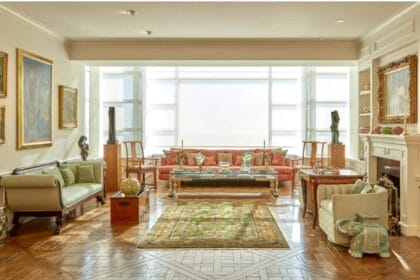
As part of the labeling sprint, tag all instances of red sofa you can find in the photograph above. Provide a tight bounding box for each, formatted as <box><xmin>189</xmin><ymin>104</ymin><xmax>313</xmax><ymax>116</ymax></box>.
<box><xmin>159</xmin><ymin>148</ymin><xmax>293</xmax><ymax>183</ymax></box>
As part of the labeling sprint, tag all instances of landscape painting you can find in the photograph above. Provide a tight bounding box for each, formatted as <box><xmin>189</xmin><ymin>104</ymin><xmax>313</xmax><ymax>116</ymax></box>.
<box><xmin>17</xmin><ymin>49</ymin><xmax>53</xmax><ymax>150</ymax></box>
<box><xmin>0</xmin><ymin>106</ymin><xmax>4</xmax><ymax>144</ymax></box>
<box><xmin>59</xmin><ymin>85</ymin><xmax>78</xmax><ymax>128</ymax></box>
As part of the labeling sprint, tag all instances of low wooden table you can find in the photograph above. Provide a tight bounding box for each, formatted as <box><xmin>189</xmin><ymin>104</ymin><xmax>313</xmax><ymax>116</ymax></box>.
<box><xmin>299</xmin><ymin>168</ymin><xmax>364</xmax><ymax>229</ymax></box>
<box><xmin>110</xmin><ymin>190</ymin><xmax>149</xmax><ymax>224</ymax></box>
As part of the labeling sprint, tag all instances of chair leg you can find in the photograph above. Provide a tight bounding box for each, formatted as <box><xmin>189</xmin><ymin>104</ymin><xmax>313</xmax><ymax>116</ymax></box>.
<box><xmin>54</xmin><ymin>212</ymin><xmax>64</xmax><ymax>235</ymax></box>
<box><xmin>153</xmin><ymin>169</ymin><xmax>157</xmax><ymax>189</ymax></box>
<box><xmin>10</xmin><ymin>213</ymin><xmax>22</xmax><ymax>236</ymax></box>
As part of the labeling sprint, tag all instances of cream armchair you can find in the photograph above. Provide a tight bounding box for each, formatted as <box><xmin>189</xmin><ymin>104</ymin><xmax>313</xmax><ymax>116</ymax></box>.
<box><xmin>317</xmin><ymin>184</ymin><xmax>388</xmax><ymax>245</ymax></box>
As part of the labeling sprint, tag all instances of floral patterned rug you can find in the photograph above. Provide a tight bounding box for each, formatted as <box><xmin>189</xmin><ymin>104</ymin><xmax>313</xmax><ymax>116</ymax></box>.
<box><xmin>138</xmin><ymin>201</ymin><xmax>288</xmax><ymax>249</ymax></box>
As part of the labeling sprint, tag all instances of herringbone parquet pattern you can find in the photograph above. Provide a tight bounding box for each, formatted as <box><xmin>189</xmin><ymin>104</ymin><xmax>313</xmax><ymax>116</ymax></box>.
<box><xmin>0</xmin><ymin>182</ymin><xmax>419</xmax><ymax>280</ymax></box>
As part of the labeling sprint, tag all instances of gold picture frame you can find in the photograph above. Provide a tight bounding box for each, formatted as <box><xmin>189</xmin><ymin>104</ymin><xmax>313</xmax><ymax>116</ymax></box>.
<box><xmin>58</xmin><ymin>85</ymin><xmax>78</xmax><ymax>129</ymax></box>
<box><xmin>17</xmin><ymin>49</ymin><xmax>53</xmax><ymax>150</ymax></box>
<box><xmin>0</xmin><ymin>51</ymin><xmax>7</xmax><ymax>97</ymax></box>
<box><xmin>378</xmin><ymin>55</ymin><xmax>417</xmax><ymax>124</ymax></box>
<box><xmin>0</xmin><ymin>106</ymin><xmax>5</xmax><ymax>144</ymax></box>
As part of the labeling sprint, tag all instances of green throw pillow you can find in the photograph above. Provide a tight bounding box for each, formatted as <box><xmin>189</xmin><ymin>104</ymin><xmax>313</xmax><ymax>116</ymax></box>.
<box><xmin>351</xmin><ymin>179</ymin><xmax>367</xmax><ymax>194</ymax></box>
<box><xmin>59</xmin><ymin>167</ymin><xmax>76</xmax><ymax>186</ymax></box>
<box><xmin>76</xmin><ymin>165</ymin><xmax>96</xmax><ymax>183</ymax></box>
<box><xmin>42</xmin><ymin>167</ymin><xmax>65</xmax><ymax>187</ymax></box>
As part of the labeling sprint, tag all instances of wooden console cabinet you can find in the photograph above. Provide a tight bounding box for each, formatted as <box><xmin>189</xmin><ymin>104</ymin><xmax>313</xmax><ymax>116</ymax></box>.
<box><xmin>104</xmin><ymin>144</ymin><xmax>121</xmax><ymax>193</ymax></box>
<box><xmin>110</xmin><ymin>190</ymin><xmax>149</xmax><ymax>224</ymax></box>
<box><xmin>328</xmin><ymin>144</ymin><xmax>345</xmax><ymax>168</ymax></box>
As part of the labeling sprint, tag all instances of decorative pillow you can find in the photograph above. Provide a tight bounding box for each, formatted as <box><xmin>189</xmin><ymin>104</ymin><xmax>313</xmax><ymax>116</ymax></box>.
<box><xmin>351</xmin><ymin>179</ymin><xmax>368</xmax><ymax>194</ymax></box>
<box><xmin>165</xmin><ymin>150</ymin><xmax>180</xmax><ymax>165</ymax></box>
<box><xmin>252</xmin><ymin>153</ymin><xmax>264</xmax><ymax>166</ymax></box>
<box><xmin>218</xmin><ymin>153</ymin><xmax>233</xmax><ymax>165</ymax></box>
<box><xmin>204</xmin><ymin>156</ymin><xmax>217</xmax><ymax>166</ymax></box>
<box><xmin>186</xmin><ymin>153</ymin><xmax>198</xmax><ymax>166</ymax></box>
<box><xmin>42</xmin><ymin>167</ymin><xmax>65</xmax><ymax>187</ymax></box>
<box><xmin>361</xmin><ymin>183</ymin><xmax>373</xmax><ymax>194</ymax></box>
<box><xmin>59</xmin><ymin>167</ymin><xmax>76</xmax><ymax>186</ymax></box>
<box><xmin>271</xmin><ymin>149</ymin><xmax>286</xmax><ymax>165</ymax></box>
<box><xmin>234</xmin><ymin>155</ymin><xmax>243</xmax><ymax>166</ymax></box>
<box><xmin>76</xmin><ymin>165</ymin><xmax>96</xmax><ymax>183</ymax></box>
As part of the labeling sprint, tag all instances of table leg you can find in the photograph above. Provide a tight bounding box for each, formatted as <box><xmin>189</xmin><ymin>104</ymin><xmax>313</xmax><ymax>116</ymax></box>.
<box><xmin>173</xmin><ymin>181</ymin><xmax>178</xmax><ymax>198</ymax></box>
<box><xmin>168</xmin><ymin>180</ymin><xmax>174</xmax><ymax>198</ymax></box>
<box><xmin>271</xmin><ymin>179</ymin><xmax>279</xmax><ymax>197</ymax></box>
<box><xmin>301</xmin><ymin>177</ymin><xmax>307</xmax><ymax>218</ymax></box>
<box><xmin>311</xmin><ymin>182</ymin><xmax>318</xmax><ymax>229</ymax></box>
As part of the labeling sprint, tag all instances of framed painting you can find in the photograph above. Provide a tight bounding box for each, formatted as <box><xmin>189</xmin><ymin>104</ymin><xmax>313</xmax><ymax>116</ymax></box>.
<box><xmin>17</xmin><ymin>49</ymin><xmax>53</xmax><ymax>150</ymax></box>
<box><xmin>0</xmin><ymin>51</ymin><xmax>7</xmax><ymax>97</ymax></box>
<box><xmin>0</xmin><ymin>106</ymin><xmax>4</xmax><ymax>144</ymax></box>
<box><xmin>378</xmin><ymin>55</ymin><xmax>417</xmax><ymax>124</ymax></box>
<box><xmin>58</xmin><ymin>85</ymin><xmax>78</xmax><ymax>128</ymax></box>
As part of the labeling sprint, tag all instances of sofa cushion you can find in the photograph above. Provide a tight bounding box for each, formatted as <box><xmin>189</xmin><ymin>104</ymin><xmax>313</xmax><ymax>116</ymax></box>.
<box><xmin>218</xmin><ymin>153</ymin><xmax>233</xmax><ymax>165</ymax></box>
<box><xmin>271</xmin><ymin>149</ymin><xmax>286</xmax><ymax>165</ymax></box>
<box><xmin>351</xmin><ymin>179</ymin><xmax>368</xmax><ymax>194</ymax></box>
<box><xmin>164</xmin><ymin>150</ymin><xmax>181</xmax><ymax>165</ymax></box>
<box><xmin>186</xmin><ymin>153</ymin><xmax>198</xmax><ymax>166</ymax></box>
<box><xmin>42</xmin><ymin>167</ymin><xmax>65</xmax><ymax>187</ymax></box>
<box><xmin>271</xmin><ymin>166</ymin><xmax>293</xmax><ymax>175</ymax></box>
<box><xmin>361</xmin><ymin>183</ymin><xmax>373</xmax><ymax>194</ymax></box>
<box><xmin>204</xmin><ymin>156</ymin><xmax>217</xmax><ymax>166</ymax></box>
<box><xmin>252</xmin><ymin>153</ymin><xmax>264</xmax><ymax>166</ymax></box>
<box><xmin>320</xmin><ymin>199</ymin><xmax>332</xmax><ymax>213</ymax></box>
<box><xmin>233</xmin><ymin>155</ymin><xmax>243</xmax><ymax>166</ymax></box>
<box><xmin>76</xmin><ymin>183</ymin><xmax>103</xmax><ymax>195</ymax></box>
<box><xmin>76</xmin><ymin>165</ymin><xmax>96</xmax><ymax>183</ymax></box>
<box><xmin>61</xmin><ymin>185</ymin><xmax>91</xmax><ymax>208</ymax></box>
<box><xmin>59</xmin><ymin>167</ymin><xmax>76</xmax><ymax>186</ymax></box>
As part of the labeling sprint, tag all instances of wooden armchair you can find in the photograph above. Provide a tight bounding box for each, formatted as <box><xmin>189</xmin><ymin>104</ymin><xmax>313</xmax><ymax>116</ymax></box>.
<box><xmin>122</xmin><ymin>141</ymin><xmax>158</xmax><ymax>189</ymax></box>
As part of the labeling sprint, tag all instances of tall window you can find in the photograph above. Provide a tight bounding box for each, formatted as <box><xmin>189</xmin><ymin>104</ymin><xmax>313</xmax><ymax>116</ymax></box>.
<box><xmin>99</xmin><ymin>66</ymin><xmax>351</xmax><ymax>156</ymax></box>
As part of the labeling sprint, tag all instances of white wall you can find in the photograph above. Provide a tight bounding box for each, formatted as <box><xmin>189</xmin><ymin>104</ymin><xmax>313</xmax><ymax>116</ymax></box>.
<box><xmin>0</xmin><ymin>7</ymin><xmax>86</xmax><ymax>174</ymax></box>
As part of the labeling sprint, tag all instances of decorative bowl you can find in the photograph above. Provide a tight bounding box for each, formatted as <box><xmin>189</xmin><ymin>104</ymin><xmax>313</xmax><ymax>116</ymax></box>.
<box><xmin>381</xmin><ymin>127</ymin><xmax>393</xmax><ymax>135</ymax></box>
<box><xmin>120</xmin><ymin>177</ymin><xmax>141</xmax><ymax>196</ymax></box>
<box><xmin>392</xmin><ymin>126</ymin><xmax>404</xmax><ymax>135</ymax></box>
<box><xmin>373</xmin><ymin>126</ymin><xmax>382</xmax><ymax>134</ymax></box>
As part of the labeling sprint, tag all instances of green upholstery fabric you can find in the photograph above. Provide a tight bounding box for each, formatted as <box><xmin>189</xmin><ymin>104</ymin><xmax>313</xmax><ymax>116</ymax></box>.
<box><xmin>59</xmin><ymin>167</ymin><xmax>76</xmax><ymax>186</ymax></box>
<box><xmin>351</xmin><ymin>179</ymin><xmax>368</xmax><ymax>194</ymax></box>
<box><xmin>80</xmin><ymin>160</ymin><xmax>104</xmax><ymax>184</ymax></box>
<box><xmin>76</xmin><ymin>165</ymin><xmax>96</xmax><ymax>183</ymax></box>
<box><xmin>76</xmin><ymin>183</ymin><xmax>103</xmax><ymax>194</ymax></box>
<box><xmin>61</xmin><ymin>185</ymin><xmax>91</xmax><ymax>207</ymax></box>
<box><xmin>42</xmin><ymin>167</ymin><xmax>65</xmax><ymax>187</ymax></box>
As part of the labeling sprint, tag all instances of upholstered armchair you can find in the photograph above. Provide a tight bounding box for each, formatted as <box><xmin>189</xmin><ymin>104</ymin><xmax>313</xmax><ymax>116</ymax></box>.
<box><xmin>317</xmin><ymin>183</ymin><xmax>388</xmax><ymax>245</ymax></box>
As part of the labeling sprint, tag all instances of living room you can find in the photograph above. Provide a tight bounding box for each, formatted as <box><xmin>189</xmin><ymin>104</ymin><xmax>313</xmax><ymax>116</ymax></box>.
<box><xmin>0</xmin><ymin>1</ymin><xmax>420</xmax><ymax>279</ymax></box>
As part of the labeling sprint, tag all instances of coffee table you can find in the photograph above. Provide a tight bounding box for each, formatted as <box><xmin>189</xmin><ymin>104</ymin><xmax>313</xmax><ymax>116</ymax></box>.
<box><xmin>168</xmin><ymin>170</ymin><xmax>279</xmax><ymax>198</ymax></box>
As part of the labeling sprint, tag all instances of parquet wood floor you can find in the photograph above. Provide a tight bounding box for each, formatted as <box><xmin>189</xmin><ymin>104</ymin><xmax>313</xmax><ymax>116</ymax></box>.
<box><xmin>0</xmin><ymin>182</ymin><xmax>419</xmax><ymax>280</ymax></box>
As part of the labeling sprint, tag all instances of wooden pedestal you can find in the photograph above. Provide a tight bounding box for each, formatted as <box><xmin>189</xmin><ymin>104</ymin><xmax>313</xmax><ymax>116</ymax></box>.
<box><xmin>328</xmin><ymin>144</ymin><xmax>345</xmax><ymax>168</ymax></box>
<box><xmin>104</xmin><ymin>144</ymin><xmax>121</xmax><ymax>193</ymax></box>
<box><xmin>110</xmin><ymin>190</ymin><xmax>149</xmax><ymax>224</ymax></box>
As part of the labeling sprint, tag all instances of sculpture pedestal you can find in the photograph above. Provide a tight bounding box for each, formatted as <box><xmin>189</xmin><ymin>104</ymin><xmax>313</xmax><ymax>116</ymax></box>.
<box><xmin>104</xmin><ymin>144</ymin><xmax>121</xmax><ymax>193</ymax></box>
<box><xmin>328</xmin><ymin>144</ymin><xmax>345</xmax><ymax>168</ymax></box>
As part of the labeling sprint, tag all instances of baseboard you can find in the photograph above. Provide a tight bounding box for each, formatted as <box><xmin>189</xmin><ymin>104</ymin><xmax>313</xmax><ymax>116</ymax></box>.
<box><xmin>399</xmin><ymin>221</ymin><xmax>419</xmax><ymax>237</ymax></box>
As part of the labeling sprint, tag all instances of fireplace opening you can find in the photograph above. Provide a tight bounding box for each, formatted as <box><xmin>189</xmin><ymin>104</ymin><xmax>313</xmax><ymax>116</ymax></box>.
<box><xmin>376</xmin><ymin>157</ymin><xmax>400</xmax><ymax>235</ymax></box>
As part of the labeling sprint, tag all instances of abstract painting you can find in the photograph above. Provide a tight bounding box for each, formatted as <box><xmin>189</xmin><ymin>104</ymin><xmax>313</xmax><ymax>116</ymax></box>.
<box><xmin>0</xmin><ymin>51</ymin><xmax>7</xmax><ymax>97</ymax></box>
<box><xmin>59</xmin><ymin>85</ymin><xmax>78</xmax><ymax>128</ymax></box>
<box><xmin>17</xmin><ymin>49</ymin><xmax>53</xmax><ymax>150</ymax></box>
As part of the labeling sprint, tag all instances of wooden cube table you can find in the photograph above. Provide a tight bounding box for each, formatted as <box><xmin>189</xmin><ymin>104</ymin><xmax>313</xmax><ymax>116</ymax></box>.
<box><xmin>110</xmin><ymin>190</ymin><xmax>149</xmax><ymax>224</ymax></box>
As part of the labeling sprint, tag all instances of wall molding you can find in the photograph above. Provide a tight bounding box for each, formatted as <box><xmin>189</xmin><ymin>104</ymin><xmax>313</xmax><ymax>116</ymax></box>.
<box><xmin>0</xmin><ymin>3</ymin><xmax>65</xmax><ymax>42</ymax></box>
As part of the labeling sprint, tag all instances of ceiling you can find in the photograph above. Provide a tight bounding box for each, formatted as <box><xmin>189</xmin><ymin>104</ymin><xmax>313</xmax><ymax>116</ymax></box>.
<box><xmin>4</xmin><ymin>1</ymin><xmax>414</xmax><ymax>41</ymax></box>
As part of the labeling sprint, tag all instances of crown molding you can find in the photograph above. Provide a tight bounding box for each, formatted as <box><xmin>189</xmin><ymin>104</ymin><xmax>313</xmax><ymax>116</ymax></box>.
<box><xmin>0</xmin><ymin>3</ymin><xmax>65</xmax><ymax>42</ymax></box>
<box><xmin>361</xmin><ymin>2</ymin><xmax>420</xmax><ymax>42</ymax></box>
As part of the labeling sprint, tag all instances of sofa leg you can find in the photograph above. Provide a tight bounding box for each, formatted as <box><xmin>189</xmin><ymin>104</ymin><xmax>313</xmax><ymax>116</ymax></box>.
<box><xmin>54</xmin><ymin>213</ymin><xmax>64</xmax><ymax>235</ymax></box>
<box><xmin>96</xmin><ymin>194</ymin><xmax>106</xmax><ymax>205</ymax></box>
<box><xmin>10</xmin><ymin>213</ymin><xmax>22</xmax><ymax>236</ymax></box>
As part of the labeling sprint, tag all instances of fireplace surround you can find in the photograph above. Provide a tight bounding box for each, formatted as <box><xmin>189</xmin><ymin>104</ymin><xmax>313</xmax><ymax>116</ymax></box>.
<box><xmin>361</xmin><ymin>134</ymin><xmax>420</xmax><ymax>237</ymax></box>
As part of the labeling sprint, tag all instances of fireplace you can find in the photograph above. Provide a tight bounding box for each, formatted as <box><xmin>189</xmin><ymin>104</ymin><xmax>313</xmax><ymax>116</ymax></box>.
<box><xmin>361</xmin><ymin>134</ymin><xmax>420</xmax><ymax>237</ymax></box>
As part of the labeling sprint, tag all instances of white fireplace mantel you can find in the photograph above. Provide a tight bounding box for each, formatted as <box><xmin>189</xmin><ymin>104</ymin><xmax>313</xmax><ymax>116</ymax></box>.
<box><xmin>361</xmin><ymin>133</ymin><xmax>420</xmax><ymax>237</ymax></box>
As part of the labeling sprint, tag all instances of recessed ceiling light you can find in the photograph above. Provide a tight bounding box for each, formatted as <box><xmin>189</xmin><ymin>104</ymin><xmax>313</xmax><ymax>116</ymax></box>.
<box><xmin>336</xmin><ymin>18</ymin><xmax>345</xmax><ymax>23</ymax></box>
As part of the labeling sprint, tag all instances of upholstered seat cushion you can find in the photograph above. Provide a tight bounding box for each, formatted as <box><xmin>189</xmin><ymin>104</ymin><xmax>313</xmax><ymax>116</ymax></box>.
<box><xmin>320</xmin><ymin>199</ymin><xmax>332</xmax><ymax>213</ymax></box>
<box><xmin>61</xmin><ymin>185</ymin><xmax>91</xmax><ymax>208</ymax></box>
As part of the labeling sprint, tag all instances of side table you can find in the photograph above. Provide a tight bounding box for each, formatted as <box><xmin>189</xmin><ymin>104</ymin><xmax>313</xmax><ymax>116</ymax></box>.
<box><xmin>110</xmin><ymin>190</ymin><xmax>149</xmax><ymax>224</ymax></box>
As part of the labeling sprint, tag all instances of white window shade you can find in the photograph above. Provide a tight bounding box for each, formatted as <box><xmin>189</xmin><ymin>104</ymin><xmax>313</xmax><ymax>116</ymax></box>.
<box><xmin>178</xmin><ymin>80</ymin><xmax>269</xmax><ymax>147</ymax></box>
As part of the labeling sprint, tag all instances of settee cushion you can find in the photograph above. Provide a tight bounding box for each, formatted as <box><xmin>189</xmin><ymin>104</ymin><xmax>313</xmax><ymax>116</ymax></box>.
<box><xmin>76</xmin><ymin>165</ymin><xmax>95</xmax><ymax>183</ymax></box>
<box><xmin>252</xmin><ymin>153</ymin><xmax>264</xmax><ymax>166</ymax></box>
<box><xmin>271</xmin><ymin>149</ymin><xmax>286</xmax><ymax>165</ymax></box>
<box><xmin>204</xmin><ymin>156</ymin><xmax>217</xmax><ymax>166</ymax></box>
<box><xmin>186</xmin><ymin>153</ymin><xmax>198</xmax><ymax>165</ymax></box>
<box><xmin>351</xmin><ymin>179</ymin><xmax>368</xmax><ymax>194</ymax></box>
<box><xmin>320</xmin><ymin>199</ymin><xmax>332</xmax><ymax>213</ymax></box>
<box><xmin>59</xmin><ymin>167</ymin><xmax>75</xmax><ymax>186</ymax></box>
<box><xmin>61</xmin><ymin>185</ymin><xmax>91</xmax><ymax>208</ymax></box>
<box><xmin>218</xmin><ymin>153</ymin><xmax>233</xmax><ymax>165</ymax></box>
<box><xmin>42</xmin><ymin>167</ymin><xmax>65</xmax><ymax>187</ymax></box>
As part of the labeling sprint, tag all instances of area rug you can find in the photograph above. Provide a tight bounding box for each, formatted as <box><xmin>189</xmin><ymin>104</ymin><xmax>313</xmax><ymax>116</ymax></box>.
<box><xmin>138</xmin><ymin>201</ymin><xmax>288</xmax><ymax>249</ymax></box>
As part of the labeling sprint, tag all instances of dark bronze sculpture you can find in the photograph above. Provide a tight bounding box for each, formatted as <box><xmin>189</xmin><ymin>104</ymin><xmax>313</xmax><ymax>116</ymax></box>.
<box><xmin>78</xmin><ymin>136</ymin><xmax>89</xmax><ymax>161</ymax></box>
<box><xmin>107</xmin><ymin>107</ymin><xmax>118</xmax><ymax>144</ymax></box>
<box><xmin>331</xmin><ymin>110</ymin><xmax>341</xmax><ymax>144</ymax></box>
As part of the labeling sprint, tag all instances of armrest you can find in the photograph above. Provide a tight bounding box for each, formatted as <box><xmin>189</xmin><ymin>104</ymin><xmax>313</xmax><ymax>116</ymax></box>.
<box><xmin>160</xmin><ymin>157</ymin><xmax>167</xmax><ymax>166</ymax></box>
<box><xmin>1</xmin><ymin>175</ymin><xmax>58</xmax><ymax>188</ymax></box>
<box><xmin>317</xmin><ymin>184</ymin><xmax>353</xmax><ymax>205</ymax></box>
<box><xmin>331</xmin><ymin>192</ymin><xmax>388</xmax><ymax>229</ymax></box>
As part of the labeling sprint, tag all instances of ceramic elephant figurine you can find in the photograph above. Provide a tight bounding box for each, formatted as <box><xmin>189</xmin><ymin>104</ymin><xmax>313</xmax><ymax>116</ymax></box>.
<box><xmin>337</xmin><ymin>216</ymin><xmax>391</xmax><ymax>258</ymax></box>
